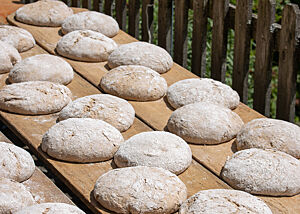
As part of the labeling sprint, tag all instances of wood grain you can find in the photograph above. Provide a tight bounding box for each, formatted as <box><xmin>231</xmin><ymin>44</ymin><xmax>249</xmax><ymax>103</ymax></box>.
<box><xmin>115</xmin><ymin>0</ymin><xmax>126</xmax><ymax>31</ymax></box>
<box><xmin>128</xmin><ymin>0</ymin><xmax>140</xmax><ymax>38</ymax></box>
<box><xmin>104</xmin><ymin>0</ymin><xmax>113</xmax><ymax>16</ymax></box>
<box><xmin>253</xmin><ymin>0</ymin><xmax>275</xmax><ymax>117</ymax></box>
<box><xmin>6</xmin><ymin>9</ymin><xmax>300</xmax><ymax>213</ymax></box>
<box><xmin>158</xmin><ymin>0</ymin><xmax>172</xmax><ymax>53</ymax></box>
<box><xmin>141</xmin><ymin>0</ymin><xmax>154</xmax><ymax>43</ymax></box>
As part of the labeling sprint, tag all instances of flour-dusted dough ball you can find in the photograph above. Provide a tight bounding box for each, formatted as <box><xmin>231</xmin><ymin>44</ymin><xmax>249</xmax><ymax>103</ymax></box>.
<box><xmin>108</xmin><ymin>42</ymin><xmax>173</xmax><ymax>74</ymax></box>
<box><xmin>15</xmin><ymin>203</ymin><xmax>85</xmax><ymax>214</ymax></box>
<box><xmin>0</xmin><ymin>142</ymin><xmax>35</xmax><ymax>182</ymax></box>
<box><xmin>15</xmin><ymin>1</ymin><xmax>73</xmax><ymax>27</ymax></box>
<box><xmin>0</xmin><ymin>41</ymin><xmax>21</xmax><ymax>74</ymax></box>
<box><xmin>114</xmin><ymin>131</ymin><xmax>192</xmax><ymax>175</ymax></box>
<box><xmin>167</xmin><ymin>102</ymin><xmax>244</xmax><ymax>144</ymax></box>
<box><xmin>42</xmin><ymin>118</ymin><xmax>124</xmax><ymax>163</ymax></box>
<box><xmin>56</xmin><ymin>30</ymin><xmax>117</xmax><ymax>62</ymax></box>
<box><xmin>61</xmin><ymin>11</ymin><xmax>119</xmax><ymax>37</ymax></box>
<box><xmin>0</xmin><ymin>178</ymin><xmax>35</xmax><ymax>214</ymax></box>
<box><xmin>167</xmin><ymin>78</ymin><xmax>240</xmax><ymax>110</ymax></box>
<box><xmin>236</xmin><ymin>118</ymin><xmax>300</xmax><ymax>158</ymax></box>
<box><xmin>94</xmin><ymin>166</ymin><xmax>187</xmax><ymax>214</ymax></box>
<box><xmin>0</xmin><ymin>81</ymin><xmax>72</xmax><ymax>115</ymax></box>
<box><xmin>0</xmin><ymin>25</ymin><xmax>35</xmax><ymax>52</ymax></box>
<box><xmin>59</xmin><ymin>94</ymin><xmax>135</xmax><ymax>132</ymax></box>
<box><xmin>100</xmin><ymin>65</ymin><xmax>168</xmax><ymax>101</ymax></box>
<box><xmin>221</xmin><ymin>148</ymin><xmax>300</xmax><ymax>196</ymax></box>
<box><xmin>9</xmin><ymin>54</ymin><xmax>74</xmax><ymax>85</ymax></box>
<box><xmin>179</xmin><ymin>189</ymin><xmax>272</xmax><ymax>214</ymax></box>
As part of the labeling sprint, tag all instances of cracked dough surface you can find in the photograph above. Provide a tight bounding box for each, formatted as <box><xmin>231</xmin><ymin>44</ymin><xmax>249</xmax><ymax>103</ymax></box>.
<box><xmin>14</xmin><ymin>203</ymin><xmax>85</xmax><ymax>214</ymax></box>
<box><xmin>0</xmin><ymin>41</ymin><xmax>21</xmax><ymax>74</ymax></box>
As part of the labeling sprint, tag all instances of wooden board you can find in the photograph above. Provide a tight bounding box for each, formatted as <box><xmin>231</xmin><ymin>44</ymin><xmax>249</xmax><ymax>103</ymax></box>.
<box><xmin>0</xmin><ymin>40</ymin><xmax>232</xmax><ymax>213</ymax></box>
<box><xmin>6</xmin><ymin>10</ymin><xmax>300</xmax><ymax>213</ymax></box>
<box><xmin>0</xmin><ymin>132</ymin><xmax>73</xmax><ymax>205</ymax></box>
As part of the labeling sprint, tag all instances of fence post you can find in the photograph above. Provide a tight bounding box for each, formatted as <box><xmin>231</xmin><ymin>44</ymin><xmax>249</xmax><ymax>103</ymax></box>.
<box><xmin>211</xmin><ymin>0</ymin><xmax>230</xmax><ymax>83</ymax></box>
<box><xmin>158</xmin><ymin>0</ymin><xmax>173</xmax><ymax>53</ymax></box>
<box><xmin>253</xmin><ymin>0</ymin><xmax>276</xmax><ymax>117</ymax></box>
<box><xmin>128</xmin><ymin>0</ymin><xmax>140</xmax><ymax>39</ymax></box>
<box><xmin>191</xmin><ymin>0</ymin><xmax>209</xmax><ymax>77</ymax></box>
<box><xmin>116</xmin><ymin>0</ymin><xmax>126</xmax><ymax>31</ymax></box>
<box><xmin>174</xmin><ymin>0</ymin><xmax>189</xmax><ymax>68</ymax></box>
<box><xmin>82</xmin><ymin>0</ymin><xmax>88</xmax><ymax>9</ymax></box>
<box><xmin>142</xmin><ymin>0</ymin><xmax>154</xmax><ymax>43</ymax></box>
<box><xmin>93</xmin><ymin>0</ymin><xmax>100</xmax><ymax>11</ymax></box>
<box><xmin>232</xmin><ymin>0</ymin><xmax>253</xmax><ymax>103</ymax></box>
<box><xmin>104</xmin><ymin>0</ymin><xmax>113</xmax><ymax>15</ymax></box>
<box><xmin>276</xmin><ymin>4</ymin><xmax>300</xmax><ymax>122</ymax></box>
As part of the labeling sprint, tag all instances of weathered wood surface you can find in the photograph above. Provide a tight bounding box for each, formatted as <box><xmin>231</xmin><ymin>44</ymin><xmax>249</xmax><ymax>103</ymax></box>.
<box><xmin>115</xmin><ymin>0</ymin><xmax>126</xmax><ymax>31</ymax></box>
<box><xmin>128</xmin><ymin>0</ymin><xmax>140</xmax><ymax>38</ymax></box>
<box><xmin>0</xmin><ymin>132</ymin><xmax>73</xmax><ymax>206</ymax></box>
<box><xmin>141</xmin><ymin>0</ymin><xmax>154</xmax><ymax>43</ymax></box>
<box><xmin>1</xmin><ymin>23</ymin><xmax>234</xmax><ymax>214</ymax></box>
<box><xmin>6</xmin><ymin>9</ymin><xmax>300</xmax><ymax>213</ymax></box>
<box><xmin>157</xmin><ymin>0</ymin><xmax>172</xmax><ymax>53</ymax></box>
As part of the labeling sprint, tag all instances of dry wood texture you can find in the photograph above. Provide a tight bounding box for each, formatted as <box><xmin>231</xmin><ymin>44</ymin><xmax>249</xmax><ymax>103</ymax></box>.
<box><xmin>0</xmin><ymin>132</ymin><xmax>74</xmax><ymax>206</ymax></box>
<box><xmin>128</xmin><ymin>0</ymin><xmax>140</xmax><ymax>38</ymax></box>
<box><xmin>6</xmin><ymin>8</ymin><xmax>300</xmax><ymax>213</ymax></box>
<box><xmin>104</xmin><ymin>0</ymin><xmax>113</xmax><ymax>15</ymax></box>
<box><xmin>157</xmin><ymin>0</ymin><xmax>172</xmax><ymax>53</ymax></box>
<box><xmin>115</xmin><ymin>0</ymin><xmax>126</xmax><ymax>30</ymax></box>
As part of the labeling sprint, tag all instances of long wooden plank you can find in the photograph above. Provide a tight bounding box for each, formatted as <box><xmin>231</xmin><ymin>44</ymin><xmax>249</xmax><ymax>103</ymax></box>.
<box><xmin>7</xmin><ymin>11</ymin><xmax>300</xmax><ymax>213</ymax></box>
<box><xmin>128</xmin><ymin>0</ymin><xmax>140</xmax><ymax>38</ymax></box>
<box><xmin>115</xmin><ymin>0</ymin><xmax>126</xmax><ymax>31</ymax></box>
<box><xmin>157</xmin><ymin>0</ymin><xmax>172</xmax><ymax>53</ymax></box>
<box><xmin>2</xmin><ymin>26</ymin><xmax>233</xmax><ymax>214</ymax></box>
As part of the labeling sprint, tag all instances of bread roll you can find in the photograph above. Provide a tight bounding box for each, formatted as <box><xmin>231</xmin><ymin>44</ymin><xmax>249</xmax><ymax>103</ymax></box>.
<box><xmin>221</xmin><ymin>148</ymin><xmax>300</xmax><ymax>196</ymax></box>
<box><xmin>167</xmin><ymin>102</ymin><xmax>244</xmax><ymax>144</ymax></box>
<box><xmin>15</xmin><ymin>1</ymin><xmax>73</xmax><ymax>27</ymax></box>
<box><xmin>0</xmin><ymin>142</ymin><xmax>35</xmax><ymax>182</ymax></box>
<box><xmin>15</xmin><ymin>203</ymin><xmax>85</xmax><ymax>214</ymax></box>
<box><xmin>56</xmin><ymin>30</ymin><xmax>117</xmax><ymax>62</ymax></box>
<box><xmin>9</xmin><ymin>54</ymin><xmax>74</xmax><ymax>85</ymax></box>
<box><xmin>61</xmin><ymin>11</ymin><xmax>119</xmax><ymax>37</ymax></box>
<box><xmin>0</xmin><ymin>41</ymin><xmax>21</xmax><ymax>74</ymax></box>
<box><xmin>114</xmin><ymin>131</ymin><xmax>192</xmax><ymax>174</ymax></box>
<box><xmin>108</xmin><ymin>42</ymin><xmax>173</xmax><ymax>74</ymax></box>
<box><xmin>0</xmin><ymin>25</ymin><xmax>35</xmax><ymax>52</ymax></box>
<box><xmin>179</xmin><ymin>189</ymin><xmax>272</xmax><ymax>214</ymax></box>
<box><xmin>236</xmin><ymin>118</ymin><xmax>300</xmax><ymax>158</ymax></box>
<box><xmin>167</xmin><ymin>78</ymin><xmax>240</xmax><ymax>109</ymax></box>
<box><xmin>0</xmin><ymin>178</ymin><xmax>35</xmax><ymax>214</ymax></box>
<box><xmin>94</xmin><ymin>166</ymin><xmax>187</xmax><ymax>214</ymax></box>
<box><xmin>100</xmin><ymin>65</ymin><xmax>168</xmax><ymax>101</ymax></box>
<box><xmin>58</xmin><ymin>94</ymin><xmax>135</xmax><ymax>132</ymax></box>
<box><xmin>0</xmin><ymin>81</ymin><xmax>72</xmax><ymax>115</ymax></box>
<box><xmin>42</xmin><ymin>118</ymin><xmax>124</xmax><ymax>163</ymax></box>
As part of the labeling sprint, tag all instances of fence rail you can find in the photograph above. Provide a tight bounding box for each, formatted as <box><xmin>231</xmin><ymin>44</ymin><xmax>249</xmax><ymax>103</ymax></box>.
<box><xmin>22</xmin><ymin>0</ymin><xmax>300</xmax><ymax>123</ymax></box>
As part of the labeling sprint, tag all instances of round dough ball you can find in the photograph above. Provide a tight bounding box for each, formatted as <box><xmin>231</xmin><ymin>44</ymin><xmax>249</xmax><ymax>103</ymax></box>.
<box><xmin>221</xmin><ymin>148</ymin><xmax>300</xmax><ymax>196</ymax></box>
<box><xmin>179</xmin><ymin>189</ymin><xmax>272</xmax><ymax>214</ymax></box>
<box><xmin>0</xmin><ymin>25</ymin><xmax>35</xmax><ymax>52</ymax></box>
<box><xmin>56</xmin><ymin>30</ymin><xmax>117</xmax><ymax>62</ymax></box>
<box><xmin>0</xmin><ymin>178</ymin><xmax>35</xmax><ymax>214</ymax></box>
<box><xmin>9</xmin><ymin>54</ymin><xmax>74</xmax><ymax>85</ymax></box>
<box><xmin>236</xmin><ymin>118</ymin><xmax>300</xmax><ymax>158</ymax></box>
<box><xmin>0</xmin><ymin>142</ymin><xmax>35</xmax><ymax>182</ymax></box>
<box><xmin>0</xmin><ymin>81</ymin><xmax>72</xmax><ymax>115</ymax></box>
<box><xmin>42</xmin><ymin>118</ymin><xmax>124</xmax><ymax>163</ymax></box>
<box><xmin>100</xmin><ymin>65</ymin><xmax>168</xmax><ymax>101</ymax></box>
<box><xmin>58</xmin><ymin>94</ymin><xmax>135</xmax><ymax>132</ymax></box>
<box><xmin>15</xmin><ymin>1</ymin><xmax>73</xmax><ymax>27</ymax></box>
<box><xmin>167</xmin><ymin>102</ymin><xmax>244</xmax><ymax>144</ymax></box>
<box><xmin>114</xmin><ymin>131</ymin><xmax>192</xmax><ymax>175</ymax></box>
<box><xmin>108</xmin><ymin>42</ymin><xmax>173</xmax><ymax>74</ymax></box>
<box><xmin>94</xmin><ymin>166</ymin><xmax>187</xmax><ymax>214</ymax></box>
<box><xmin>167</xmin><ymin>78</ymin><xmax>240</xmax><ymax>110</ymax></box>
<box><xmin>0</xmin><ymin>41</ymin><xmax>21</xmax><ymax>74</ymax></box>
<box><xmin>61</xmin><ymin>11</ymin><xmax>119</xmax><ymax>37</ymax></box>
<box><xmin>14</xmin><ymin>203</ymin><xmax>85</xmax><ymax>214</ymax></box>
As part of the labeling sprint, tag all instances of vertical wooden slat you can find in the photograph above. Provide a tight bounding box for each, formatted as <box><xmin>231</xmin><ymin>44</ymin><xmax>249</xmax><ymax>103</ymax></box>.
<box><xmin>128</xmin><ymin>0</ymin><xmax>140</xmax><ymax>38</ymax></box>
<box><xmin>142</xmin><ymin>0</ymin><xmax>154</xmax><ymax>43</ymax></box>
<box><xmin>174</xmin><ymin>0</ymin><xmax>189</xmax><ymax>68</ymax></box>
<box><xmin>104</xmin><ymin>0</ymin><xmax>113</xmax><ymax>15</ymax></box>
<box><xmin>82</xmin><ymin>0</ymin><xmax>88</xmax><ymax>9</ymax></box>
<box><xmin>276</xmin><ymin>4</ymin><xmax>300</xmax><ymax>122</ymax></box>
<box><xmin>253</xmin><ymin>0</ymin><xmax>276</xmax><ymax>117</ymax></box>
<box><xmin>93</xmin><ymin>0</ymin><xmax>100</xmax><ymax>11</ymax></box>
<box><xmin>158</xmin><ymin>0</ymin><xmax>173</xmax><ymax>53</ymax></box>
<box><xmin>191</xmin><ymin>0</ymin><xmax>209</xmax><ymax>77</ymax></box>
<box><xmin>211</xmin><ymin>0</ymin><xmax>229</xmax><ymax>82</ymax></box>
<box><xmin>71</xmin><ymin>0</ymin><xmax>78</xmax><ymax>7</ymax></box>
<box><xmin>116</xmin><ymin>0</ymin><xmax>127</xmax><ymax>31</ymax></box>
<box><xmin>232</xmin><ymin>0</ymin><xmax>253</xmax><ymax>103</ymax></box>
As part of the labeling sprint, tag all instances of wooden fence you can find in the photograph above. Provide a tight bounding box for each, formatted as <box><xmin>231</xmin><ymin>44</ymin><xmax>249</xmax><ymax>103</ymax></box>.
<box><xmin>23</xmin><ymin>0</ymin><xmax>300</xmax><ymax>122</ymax></box>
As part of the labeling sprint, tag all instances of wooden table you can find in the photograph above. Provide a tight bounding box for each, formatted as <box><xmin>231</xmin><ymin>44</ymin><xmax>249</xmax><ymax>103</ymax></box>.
<box><xmin>5</xmin><ymin>8</ymin><xmax>300</xmax><ymax>214</ymax></box>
